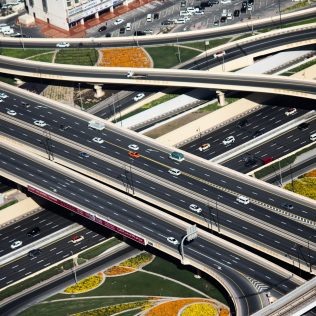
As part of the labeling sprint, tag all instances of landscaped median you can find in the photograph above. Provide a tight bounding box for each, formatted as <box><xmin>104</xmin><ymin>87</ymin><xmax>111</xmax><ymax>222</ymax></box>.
<box><xmin>64</xmin><ymin>273</ymin><xmax>104</xmax><ymax>294</ymax></box>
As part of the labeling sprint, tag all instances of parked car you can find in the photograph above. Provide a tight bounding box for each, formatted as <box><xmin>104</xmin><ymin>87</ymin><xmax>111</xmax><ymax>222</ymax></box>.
<box><xmin>181</xmin><ymin>0</ymin><xmax>186</xmax><ymax>7</ymax></box>
<box><xmin>198</xmin><ymin>143</ymin><xmax>210</xmax><ymax>152</ymax></box>
<box><xmin>227</xmin><ymin>12</ymin><xmax>233</xmax><ymax>19</ymax></box>
<box><xmin>234</xmin><ymin>9</ymin><xmax>240</xmax><ymax>17</ymax></box>
<box><xmin>92</xmin><ymin>137</ymin><xmax>104</xmax><ymax>144</ymax></box>
<box><xmin>154</xmin><ymin>13</ymin><xmax>159</xmax><ymax>19</ymax></box>
<box><xmin>27</xmin><ymin>226</ymin><xmax>40</xmax><ymax>237</ymax></box>
<box><xmin>128</xmin><ymin>151</ymin><xmax>141</xmax><ymax>158</ymax></box>
<box><xmin>105</xmin><ymin>33</ymin><xmax>112</xmax><ymax>37</ymax></box>
<box><xmin>285</xmin><ymin>108</ymin><xmax>297</xmax><ymax>116</ymax></box>
<box><xmin>98</xmin><ymin>25</ymin><xmax>107</xmax><ymax>32</ymax></box>
<box><xmin>11</xmin><ymin>240</ymin><xmax>22</xmax><ymax>249</ymax></box>
<box><xmin>119</xmin><ymin>27</ymin><xmax>125</xmax><ymax>34</ymax></box>
<box><xmin>7</xmin><ymin>109</ymin><xmax>17</xmax><ymax>116</ymax></box>
<box><xmin>247</xmin><ymin>3</ymin><xmax>253</xmax><ymax>10</ymax></box>
<box><xmin>220</xmin><ymin>16</ymin><xmax>227</xmax><ymax>23</ymax></box>
<box><xmin>213</xmin><ymin>20</ymin><xmax>220</xmax><ymax>26</ymax></box>
<box><xmin>128</xmin><ymin>144</ymin><xmax>139</xmax><ymax>151</ymax></box>
<box><xmin>167</xmin><ymin>237</ymin><xmax>179</xmax><ymax>245</ymax></box>
<box><xmin>56</xmin><ymin>42</ymin><xmax>70</xmax><ymax>48</ymax></box>
<box><xmin>34</xmin><ymin>120</ymin><xmax>47</xmax><ymax>127</ymax></box>
<box><xmin>161</xmin><ymin>20</ymin><xmax>173</xmax><ymax>25</ymax></box>
<box><xmin>241</xmin><ymin>6</ymin><xmax>247</xmax><ymax>13</ymax></box>
<box><xmin>71</xmin><ymin>235</ymin><xmax>84</xmax><ymax>243</ymax></box>
<box><xmin>134</xmin><ymin>30</ymin><xmax>146</xmax><ymax>36</ymax></box>
<box><xmin>28</xmin><ymin>249</ymin><xmax>42</xmax><ymax>258</ymax></box>
<box><xmin>168</xmin><ymin>168</ymin><xmax>181</xmax><ymax>176</ymax></box>
<box><xmin>143</xmin><ymin>29</ymin><xmax>153</xmax><ymax>34</ymax></box>
<box><xmin>189</xmin><ymin>204</ymin><xmax>202</xmax><ymax>213</ymax></box>
<box><xmin>222</xmin><ymin>135</ymin><xmax>235</xmax><ymax>145</ymax></box>
<box><xmin>114</xmin><ymin>18</ymin><xmax>125</xmax><ymax>25</ymax></box>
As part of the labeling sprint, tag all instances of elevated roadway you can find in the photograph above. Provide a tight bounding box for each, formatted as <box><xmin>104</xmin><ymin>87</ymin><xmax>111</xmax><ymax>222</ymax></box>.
<box><xmin>0</xmin><ymin>140</ymin><xmax>306</xmax><ymax>315</ymax></box>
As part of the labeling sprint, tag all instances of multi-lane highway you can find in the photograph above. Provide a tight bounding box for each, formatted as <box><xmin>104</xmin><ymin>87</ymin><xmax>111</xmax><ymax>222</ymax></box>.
<box><xmin>1</xmin><ymin>90</ymin><xmax>315</xmax><ymax>272</ymax></box>
<box><xmin>0</xmin><ymin>144</ymin><xmax>305</xmax><ymax>315</ymax></box>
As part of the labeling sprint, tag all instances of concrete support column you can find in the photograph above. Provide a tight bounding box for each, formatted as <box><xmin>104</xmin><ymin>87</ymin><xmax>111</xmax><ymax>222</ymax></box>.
<box><xmin>216</xmin><ymin>90</ymin><xmax>226</xmax><ymax>106</ymax></box>
<box><xmin>14</xmin><ymin>78</ymin><xmax>24</xmax><ymax>86</ymax></box>
<box><xmin>110</xmin><ymin>6</ymin><xmax>114</xmax><ymax>12</ymax></box>
<box><xmin>95</xmin><ymin>12</ymin><xmax>99</xmax><ymax>19</ymax></box>
<box><xmin>80</xmin><ymin>18</ymin><xmax>84</xmax><ymax>25</ymax></box>
<box><xmin>94</xmin><ymin>84</ymin><xmax>105</xmax><ymax>98</ymax></box>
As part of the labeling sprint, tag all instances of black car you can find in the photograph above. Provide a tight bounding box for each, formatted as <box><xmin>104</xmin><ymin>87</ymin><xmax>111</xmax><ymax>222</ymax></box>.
<box><xmin>282</xmin><ymin>203</ymin><xmax>294</xmax><ymax>210</ymax></box>
<box><xmin>161</xmin><ymin>20</ymin><xmax>172</xmax><ymax>25</ymax></box>
<box><xmin>248</xmin><ymin>0</ymin><xmax>254</xmax><ymax>4</ymax></box>
<box><xmin>27</xmin><ymin>227</ymin><xmax>40</xmax><ymax>237</ymax></box>
<box><xmin>297</xmin><ymin>122</ymin><xmax>309</xmax><ymax>130</ymax></box>
<box><xmin>200</xmin><ymin>1</ymin><xmax>211</xmax><ymax>7</ymax></box>
<box><xmin>98</xmin><ymin>25</ymin><xmax>107</xmax><ymax>32</ymax></box>
<box><xmin>153</xmin><ymin>13</ymin><xmax>159</xmax><ymax>19</ymax></box>
<box><xmin>237</xmin><ymin>119</ymin><xmax>249</xmax><ymax>128</ymax></box>
<box><xmin>220</xmin><ymin>16</ymin><xmax>227</xmax><ymax>23</ymax></box>
<box><xmin>119</xmin><ymin>27</ymin><xmax>125</xmax><ymax>34</ymax></box>
<box><xmin>105</xmin><ymin>33</ymin><xmax>111</xmax><ymax>37</ymax></box>
<box><xmin>213</xmin><ymin>20</ymin><xmax>219</xmax><ymax>26</ymax></box>
<box><xmin>79</xmin><ymin>152</ymin><xmax>90</xmax><ymax>158</ymax></box>
<box><xmin>242</xmin><ymin>1</ymin><xmax>248</xmax><ymax>7</ymax></box>
<box><xmin>253</xmin><ymin>130</ymin><xmax>264</xmax><ymax>138</ymax></box>
<box><xmin>241</xmin><ymin>6</ymin><xmax>247</xmax><ymax>13</ymax></box>
<box><xmin>134</xmin><ymin>30</ymin><xmax>146</xmax><ymax>36</ymax></box>
<box><xmin>181</xmin><ymin>1</ymin><xmax>186</xmax><ymax>7</ymax></box>
<box><xmin>208</xmin><ymin>0</ymin><xmax>219</xmax><ymax>4</ymax></box>
<box><xmin>244</xmin><ymin>158</ymin><xmax>257</xmax><ymax>167</ymax></box>
<box><xmin>234</xmin><ymin>9</ymin><xmax>240</xmax><ymax>17</ymax></box>
<box><xmin>28</xmin><ymin>249</ymin><xmax>42</xmax><ymax>258</ymax></box>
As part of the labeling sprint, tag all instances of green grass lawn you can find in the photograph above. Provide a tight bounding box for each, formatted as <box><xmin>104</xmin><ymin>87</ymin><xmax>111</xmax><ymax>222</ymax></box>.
<box><xmin>143</xmin><ymin>257</ymin><xmax>227</xmax><ymax>304</ymax></box>
<box><xmin>0</xmin><ymin>48</ymin><xmax>53</xmax><ymax>59</ymax></box>
<box><xmin>52</xmin><ymin>270</ymin><xmax>203</xmax><ymax>299</ymax></box>
<box><xmin>28</xmin><ymin>53</ymin><xmax>55</xmax><ymax>63</ymax></box>
<box><xmin>55</xmin><ymin>48</ymin><xmax>98</xmax><ymax>66</ymax></box>
<box><xmin>281</xmin><ymin>58</ymin><xmax>316</xmax><ymax>76</ymax></box>
<box><xmin>0</xmin><ymin>200</ymin><xmax>18</xmax><ymax>210</ymax></box>
<box><xmin>18</xmin><ymin>297</ymin><xmax>146</xmax><ymax>316</ymax></box>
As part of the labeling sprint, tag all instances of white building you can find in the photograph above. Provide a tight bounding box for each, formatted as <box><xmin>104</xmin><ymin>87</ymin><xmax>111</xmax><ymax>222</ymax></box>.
<box><xmin>24</xmin><ymin>0</ymin><xmax>133</xmax><ymax>31</ymax></box>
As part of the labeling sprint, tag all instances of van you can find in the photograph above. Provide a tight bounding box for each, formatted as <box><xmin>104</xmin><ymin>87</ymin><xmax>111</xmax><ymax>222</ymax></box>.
<box><xmin>169</xmin><ymin>151</ymin><xmax>184</xmax><ymax>162</ymax></box>
<box><xmin>147</xmin><ymin>14</ymin><xmax>152</xmax><ymax>22</ymax></box>
<box><xmin>236</xmin><ymin>195</ymin><xmax>250</xmax><ymax>205</ymax></box>
<box><xmin>126</xmin><ymin>23</ymin><xmax>131</xmax><ymax>31</ymax></box>
<box><xmin>310</xmin><ymin>132</ymin><xmax>316</xmax><ymax>141</ymax></box>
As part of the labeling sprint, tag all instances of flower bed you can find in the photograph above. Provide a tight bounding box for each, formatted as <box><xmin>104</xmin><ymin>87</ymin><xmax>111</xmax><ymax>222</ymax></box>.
<box><xmin>181</xmin><ymin>303</ymin><xmax>218</xmax><ymax>316</ymax></box>
<box><xmin>73</xmin><ymin>300</ymin><xmax>151</xmax><ymax>316</ymax></box>
<box><xmin>105</xmin><ymin>266</ymin><xmax>135</xmax><ymax>276</ymax></box>
<box><xmin>119</xmin><ymin>252</ymin><xmax>153</xmax><ymax>269</ymax></box>
<box><xmin>219</xmin><ymin>307</ymin><xmax>230</xmax><ymax>316</ymax></box>
<box><xmin>284</xmin><ymin>177</ymin><xmax>316</xmax><ymax>200</ymax></box>
<box><xmin>304</xmin><ymin>169</ymin><xmax>316</xmax><ymax>177</ymax></box>
<box><xmin>98</xmin><ymin>48</ymin><xmax>151</xmax><ymax>68</ymax></box>
<box><xmin>64</xmin><ymin>273</ymin><xmax>103</xmax><ymax>294</ymax></box>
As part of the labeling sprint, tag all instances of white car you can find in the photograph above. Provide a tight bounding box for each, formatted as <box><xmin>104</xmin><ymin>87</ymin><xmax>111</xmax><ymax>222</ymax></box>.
<box><xmin>128</xmin><ymin>144</ymin><xmax>139</xmax><ymax>151</ymax></box>
<box><xmin>221</xmin><ymin>0</ymin><xmax>232</xmax><ymax>3</ymax></box>
<box><xmin>247</xmin><ymin>3</ymin><xmax>253</xmax><ymax>10</ymax></box>
<box><xmin>168</xmin><ymin>168</ymin><xmax>181</xmax><ymax>176</ymax></box>
<box><xmin>114</xmin><ymin>18</ymin><xmax>125</xmax><ymax>25</ymax></box>
<box><xmin>7</xmin><ymin>109</ymin><xmax>17</xmax><ymax>116</ymax></box>
<box><xmin>227</xmin><ymin>12</ymin><xmax>233</xmax><ymax>20</ymax></box>
<box><xmin>0</xmin><ymin>99</ymin><xmax>3</xmax><ymax>103</ymax></box>
<box><xmin>11</xmin><ymin>240</ymin><xmax>22</xmax><ymax>249</ymax></box>
<box><xmin>194</xmin><ymin>11</ymin><xmax>204</xmax><ymax>15</ymax></box>
<box><xmin>143</xmin><ymin>29</ymin><xmax>153</xmax><ymax>34</ymax></box>
<box><xmin>167</xmin><ymin>237</ymin><xmax>179</xmax><ymax>245</ymax></box>
<box><xmin>214</xmin><ymin>51</ymin><xmax>226</xmax><ymax>58</ymax></box>
<box><xmin>133</xmin><ymin>93</ymin><xmax>145</xmax><ymax>102</ymax></box>
<box><xmin>285</xmin><ymin>108</ymin><xmax>297</xmax><ymax>116</ymax></box>
<box><xmin>93</xmin><ymin>137</ymin><xmax>104</xmax><ymax>144</ymax></box>
<box><xmin>175</xmin><ymin>18</ymin><xmax>186</xmax><ymax>24</ymax></box>
<box><xmin>198</xmin><ymin>143</ymin><xmax>210</xmax><ymax>152</ymax></box>
<box><xmin>0</xmin><ymin>92</ymin><xmax>8</xmax><ymax>98</ymax></box>
<box><xmin>34</xmin><ymin>120</ymin><xmax>47</xmax><ymax>127</ymax></box>
<box><xmin>222</xmin><ymin>135</ymin><xmax>235</xmax><ymax>145</ymax></box>
<box><xmin>56</xmin><ymin>42</ymin><xmax>70</xmax><ymax>48</ymax></box>
<box><xmin>189</xmin><ymin>204</ymin><xmax>202</xmax><ymax>213</ymax></box>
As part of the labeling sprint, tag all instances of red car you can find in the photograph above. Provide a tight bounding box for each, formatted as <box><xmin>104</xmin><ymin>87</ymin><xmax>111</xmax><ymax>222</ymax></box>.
<box><xmin>71</xmin><ymin>235</ymin><xmax>84</xmax><ymax>243</ymax></box>
<box><xmin>128</xmin><ymin>151</ymin><xmax>141</xmax><ymax>158</ymax></box>
<box><xmin>261</xmin><ymin>157</ymin><xmax>273</xmax><ymax>165</ymax></box>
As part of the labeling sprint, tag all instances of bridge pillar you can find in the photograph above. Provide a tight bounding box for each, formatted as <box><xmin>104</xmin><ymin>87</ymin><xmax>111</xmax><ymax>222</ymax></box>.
<box><xmin>216</xmin><ymin>90</ymin><xmax>227</xmax><ymax>106</ymax></box>
<box><xmin>95</xmin><ymin>12</ymin><xmax>99</xmax><ymax>19</ymax></box>
<box><xmin>80</xmin><ymin>18</ymin><xmax>84</xmax><ymax>25</ymax></box>
<box><xmin>110</xmin><ymin>6</ymin><xmax>114</xmax><ymax>12</ymax></box>
<box><xmin>94</xmin><ymin>84</ymin><xmax>105</xmax><ymax>98</ymax></box>
<box><xmin>14</xmin><ymin>78</ymin><xmax>24</xmax><ymax>86</ymax></box>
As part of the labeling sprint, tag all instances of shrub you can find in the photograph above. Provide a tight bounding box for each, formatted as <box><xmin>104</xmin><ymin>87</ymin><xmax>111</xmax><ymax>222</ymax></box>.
<box><xmin>304</xmin><ymin>169</ymin><xmax>316</xmax><ymax>178</ymax></box>
<box><xmin>220</xmin><ymin>308</ymin><xmax>230</xmax><ymax>316</ymax></box>
<box><xmin>64</xmin><ymin>273</ymin><xmax>103</xmax><ymax>294</ymax></box>
<box><xmin>119</xmin><ymin>252</ymin><xmax>153</xmax><ymax>269</ymax></box>
<box><xmin>105</xmin><ymin>266</ymin><xmax>135</xmax><ymax>276</ymax></box>
<box><xmin>182</xmin><ymin>303</ymin><xmax>218</xmax><ymax>316</ymax></box>
<box><xmin>284</xmin><ymin>177</ymin><xmax>316</xmax><ymax>200</ymax></box>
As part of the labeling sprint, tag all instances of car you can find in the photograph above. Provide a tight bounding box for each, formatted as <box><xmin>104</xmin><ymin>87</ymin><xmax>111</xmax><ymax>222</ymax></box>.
<box><xmin>7</xmin><ymin>109</ymin><xmax>17</xmax><ymax>116</ymax></box>
<box><xmin>227</xmin><ymin>12</ymin><xmax>233</xmax><ymax>19</ymax></box>
<box><xmin>11</xmin><ymin>240</ymin><xmax>22</xmax><ymax>249</ymax></box>
<box><xmin>241</xmin><ymin>6</ymin><xmax>247</xmax><ymax>13</ymax></box>
<box><xmin>34</xmin><ymin>120</ymin><xmax>47</xmax><ymax>127</ymax></box>
<box><xmin>28</xmin><ymin>248</ymin><xmax>42</xmax><ymax>258</ymax></box>
<box><xmin>128</xmin><ymin>151</ymin><xmax>141</xmax><ymax>158</ymax></box>
<box><xmin>242</xmin><ymin>1</ymin><xmax>248</xmax><ymax>7</ymax></box>
<box><xmin>310</xmin><ymin>132</ymin><xmax>316</xmax><ymax>141</ymax></box>
<box><xmin>194</xmin><ymin>11</ymin><xmax>205</xmax><ymax>15</ymax></box>
<box><xmin>71</xmin><ymin>235</ymin><xmax>84</xmax><ymax>243</ymax></box>
<box><xmin>189</xmin><ymin>204</ymin><xmax>202</xmax><ymax>213</ymax></box>
<box><xmin>237</xmin><ymin>119</ymin><xmax>249</xmax><ymax>128</ymax></box>
<box><xmin>167</xmin><ymin>237</ymin><xmax>179</xmax><ymax>245</ymax></box>
<box><xmin>128</xmin><ymin>144</ymin><xmax>139</xmax><ymax>151</ymax></box>
<box><xmin>79</xmin><ymin>152</ymin><xmax>90</xmax><ymax>158</ymax></box>
<box><xmin>27</xmin><ymin>226</ymin><xmax>40</xmax><ymax>237</ymax></box>
<box><xmin>214</xmin><ymin>51</ymin><xmax>226</xmax><ymax>58</ymax></box>
<box><xmin>134</xmin><ymin>93</ymin><xmax>145</xmax><ymax>101</ymax></box>
<box><xmin>175</xmin><ymin>18</ymin><xmax>186</xmax><ymax>24</ymax></box>
<box><xmin>183</xmin><ymin>16</ymin><xmax>191</xmax><ymax>22</ymax></box>
<box><xmin>236</xmin><ymin>195</ymin><xmax>250</xmax><ymax>205</ymax></box>
<box><xmin>105</xmin><ymin>33</ymin><xmax>112</xmax><ymax>37</ymax></box>
<box><xmin>114</xmin><ymin>18</ymin><xmax>125</xmax><ymax>25</ymax></box>
<box><xmin>220</xmin><ymin>16</ymin><xmax>227</xmax><ymax>23</ymax></box>
<box><xmin>261</xmin><ymin>157</ymin><xmax>273</xmax><ymax>165</ymax></box>
<box><xmin>297</xmin><ymin>122</ymin><xmax>309</xmax><ymax>130</ymax></box>
<box><xmin>222</xmin><ymin>135</ymin><xmax>235</xmax><ymax>145</ymax></box>
<box><xmin>0</xmin><ymin>98</ymin><xmax>3</xmax><ymax>103</ymax></box>
<box><xmin>168</xmin><ymin>168</ymin><xmax>181</xmax><ymax>176</ymax></box>
<box><xmin>234</xmin><ymin>9</ymin><xmax>240</xmax><ymax>17</ymax></box>
<box><xmin>119</xmin><ymin>27</ymin><xmax>126</xmax><ymax>34</ymax></box>
<box><xmin>143</xmin><ymin>29</ymin><xmax>153</xmax><ymax>34</ymax></box>
<box><xmin>209</xmin><ymin>0</ymin><xmax>219</xmax><ymax>4</ymax></box>
<box><xmin>253</xmin><ymin>130</ymin><xmax>264</xmax><ymax>138</ymax></box>
<box><xmin>200</xmin><ymin>1</ymin><xmax>211</xmax><ymax>7</ymax></box>
<box><xmin>213</xmin><ymin>20</ymin><xmax>219</xmax><ymax>26</ymax></box>
<box><xmin>98</xmin><ymin>25</ymin><xmax>107</xmax><ymax>32</ymax></box>
<box><xmin>161</xmin><ymin>20</ymin><xmax>173</xmax><ymax>25</ymax></box>
<box><xmin>92</xmin><ymin>137</ymin><xmax>104</xmax><ymax>144</ymax></box>
<box><xmin>181</xmin><ymin>0</ymin><xmax>186</xmax><ymax>7</ymax></box>
<box><xmin>154</xmin><ymin>13</ymin><xmax>159</xmax><ymax>19</ymax></box>
<box><xmin>285</xmin><ymin>108</ymin><xmax>297</xmax><ymax>116</ymax></box>
<box><xmin>282</xmin><ymin>203</ymin><xmax>294</xmax><ymax>210</ymax></box>
<box><xmin>221</xmin><ymin>0</ymin><xmax>232</xmax><ymax>3</ymax></box>
<box><xmin>134</xmin><ymin>30</ymin><xmax>146</xmax><ymax>36</ymax></box>
<box><xmin>244</xmin><ymin>158</ymin><xmax>257</xmax><ymax>167</ymax></box>
<box><xmin>198</xmin><ymin>143</ymin><xmax>210</xmax><ymax>152</ymax></box>
<box><xmin>248</xmin><ymin>0</ymin><xmax>254</xmax><ymax>4</ymax></box>
<box><xmin>186</xmin><ymin>7</ymin><xmax>197</xmax><ymax>13</ymax></box>
<box><xmin>56</xmin><ymin>42</ymin><xmax>70</xmax><ymax>48</ymax></box>
<box><xmin>247</xmin><ymin>3</ymin><xmax>253</xmax><ymax>10</ymax></box>
<box><xmin>0</xmin><ymin>92</ymin><xmax>8</xmax><ymax>98</ymax></box>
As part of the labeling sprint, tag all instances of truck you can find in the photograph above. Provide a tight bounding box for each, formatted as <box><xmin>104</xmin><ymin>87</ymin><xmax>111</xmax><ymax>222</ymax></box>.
<box><xmin>126</xmin><ymin>71</ymin><xmax>148</xmax><ymax>79</ymax></box>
